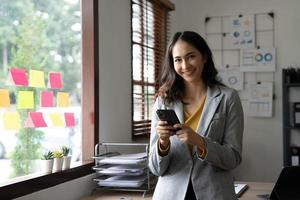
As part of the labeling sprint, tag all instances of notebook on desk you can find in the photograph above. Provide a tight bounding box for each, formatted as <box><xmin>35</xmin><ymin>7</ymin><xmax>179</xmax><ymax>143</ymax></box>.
<box><xmin>234</xmin><ymin>183</ymin><xmax>248</xmax><ymax>197</ymax></box>
<box><xmin>257</xmin><ymin>166</ymin><xmax>300</xmax><ymax>200</ymax></box>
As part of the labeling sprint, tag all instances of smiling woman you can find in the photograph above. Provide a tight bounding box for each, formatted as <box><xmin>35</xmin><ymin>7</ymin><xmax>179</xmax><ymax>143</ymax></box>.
<box><xmin>0</xmin><ymin>0</ymin><xmax>97</xmax><ymax>198</ymax></box>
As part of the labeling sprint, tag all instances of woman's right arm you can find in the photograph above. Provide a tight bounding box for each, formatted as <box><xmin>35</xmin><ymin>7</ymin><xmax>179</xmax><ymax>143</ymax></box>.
<box><xmin>148</xmin><ymin>98</ymin><xmax>172</xmax><ymax>176</ymax></box>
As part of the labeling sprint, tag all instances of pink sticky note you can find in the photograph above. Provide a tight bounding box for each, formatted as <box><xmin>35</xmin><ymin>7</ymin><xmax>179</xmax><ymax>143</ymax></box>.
<box><xmin>48</xmin><ymin>72</ymin><xmax>62</xmax><ymax>89</ymax></box>
<box><xmin>64</xmin><ymin>113</ymin><xmax>75</xmax><ymax>127</ymax></box>
<box><xmin>40</xmin><ymin>91</ymin><xmax>54</xmax><ymax>107</ymax></box>
<box><xmin>7</xmin><ymin>68</ymin><xmax>28</xmax><ymax>86</ymax></box>
<box><xmin>25</xmin><ymin>112</ymin><xmax>47</xmax><ymax>128</ymax></box>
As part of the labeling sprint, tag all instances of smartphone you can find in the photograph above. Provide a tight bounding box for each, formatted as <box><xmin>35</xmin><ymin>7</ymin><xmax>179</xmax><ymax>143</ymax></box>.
<box><xmin>156</xmin><ymin>109</ymin><xmax>181</xmax><ymax>126</ymax></box>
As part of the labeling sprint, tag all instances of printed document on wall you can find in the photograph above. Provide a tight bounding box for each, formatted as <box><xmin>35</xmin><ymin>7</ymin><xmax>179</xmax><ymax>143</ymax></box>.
<box><xmin>248</xmin><ymin>82</ymin><xmax>273</xmax><ymax>117</ymax></box>
<box><xmin>231</xmin><ymin>14</ymin><xmax>255</xmax><ymax>48</ymax></box>
<box><xmin>240</xmin><ymin>48</ymin><xmax>276</xmax><ymax>72</ymax></box>
<box><xmin>217</xmin><ymin>67</ymin><xmax>244</xmax><ymax>91</ymax></box>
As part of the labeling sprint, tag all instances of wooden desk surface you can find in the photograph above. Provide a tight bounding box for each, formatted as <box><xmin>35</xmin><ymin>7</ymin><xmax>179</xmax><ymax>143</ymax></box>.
<box><xmin>81</xmin><ymin>182</ymin><xmax>274</xmax><ymax>200</ymax></box>
<box><xmin>238</xmin><ymin>182</ymin><xmax>274</xmax><ymax>200</ymax></box>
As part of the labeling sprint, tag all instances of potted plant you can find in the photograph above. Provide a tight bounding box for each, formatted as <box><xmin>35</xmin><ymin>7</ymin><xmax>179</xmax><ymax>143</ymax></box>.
<box><xmin>52</xmin><ymin>150</ymin><xmax>64</xmax><ymax>172</ymax></box>
<box><xmin>40</xmin><ymin>151</ymin><xmax>54</xmax><ymax>174</ymax></box>
<box><xmin>62</xmin><ymin>146</ymin><xmax>71</xmax><ymax>170</ymax></box>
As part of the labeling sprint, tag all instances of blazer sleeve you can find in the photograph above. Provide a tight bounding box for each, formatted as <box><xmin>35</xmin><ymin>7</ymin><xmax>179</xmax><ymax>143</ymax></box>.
<box><xmin>148</xmin><ymin>97</ymin><xmax>171</xmax><ymax>176</ymax></box>
<box><xmin>201</xmin><ymin>90</ymin><xmax>244</xmax><ymax>170</ymax></box>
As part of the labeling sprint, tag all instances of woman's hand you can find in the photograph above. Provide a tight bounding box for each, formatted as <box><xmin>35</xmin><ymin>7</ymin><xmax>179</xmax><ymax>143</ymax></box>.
<box><xmin>174</xmin><ymin>124</ymin><xmax>205</xmax><ymax>150</ymax></box>
<box><xmin>156</xmin><ymin>121</ymin><xmax>176</xmax><ymax>149</ymax></box>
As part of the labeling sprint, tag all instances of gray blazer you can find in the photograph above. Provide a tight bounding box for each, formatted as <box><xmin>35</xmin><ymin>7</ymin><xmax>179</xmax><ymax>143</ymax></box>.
<box><xmin>148</xmin><ymin>85</ymin><xmax>244</xmax><ymax>200</ymax></box>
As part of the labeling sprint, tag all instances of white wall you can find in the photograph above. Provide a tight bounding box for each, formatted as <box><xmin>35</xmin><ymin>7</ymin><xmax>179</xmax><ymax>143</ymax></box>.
<box><xmin>170</xmin><ymin>0</ymin><xmax>300</xmax><ymax>181</ymax></box>
<box><xmin>15</xmin><ymin>174</ymin><xmax>96</xmax><ymax>200</ymax></box>
<box><xmin>98</xmin><ymin>0</ymin><xmax>132</xmax><ymax>143</ymax></box>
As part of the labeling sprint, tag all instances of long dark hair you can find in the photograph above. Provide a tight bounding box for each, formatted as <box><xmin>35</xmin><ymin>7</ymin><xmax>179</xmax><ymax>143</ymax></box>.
<box><xmin>157</xmin><ymin>31</ymin><xmax>224</xmax><ymax>104</ymax></box>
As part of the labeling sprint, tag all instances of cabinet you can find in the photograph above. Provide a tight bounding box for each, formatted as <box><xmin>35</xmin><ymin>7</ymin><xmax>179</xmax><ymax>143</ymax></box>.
<box><xmin>282</xmin><ymin>69</ymin><xmax>300</xmax><ymax>166</ymax></box>
<box><xmin>92</xmin><ymin>143</ymin><xmax>155</xmax><ymax>197</ymax></box>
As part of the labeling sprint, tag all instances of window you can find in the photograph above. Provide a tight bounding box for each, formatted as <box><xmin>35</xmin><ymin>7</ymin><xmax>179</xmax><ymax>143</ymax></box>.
<box><xmin>131</xmin><ymin>0</ymin><xmax>174</xmax><ymax>138</ymax></box>
<box><xmin>0</xmin><ymin>0</ymin><xmax>97</xmax><ymax>198</ymax></box>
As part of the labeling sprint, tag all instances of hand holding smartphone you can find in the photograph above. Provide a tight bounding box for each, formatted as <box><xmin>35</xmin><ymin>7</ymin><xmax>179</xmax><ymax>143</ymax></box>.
<box><xmin>156</xmin><ymin>109</ymin><xmax>180</xmax><ymax>125</ymax></box>
<box><xmin>156</xmin><ymin>110</ymin><xmax>181</xmax><ymax>133</ymax></box>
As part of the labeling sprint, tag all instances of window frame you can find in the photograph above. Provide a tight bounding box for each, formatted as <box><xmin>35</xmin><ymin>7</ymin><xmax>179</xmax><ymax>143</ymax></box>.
<box><xmin>131</xmin><ymin>0</ymin><xmax>174</xmax><ymax>139</ymax></box>
<box><xmin>0</xmin><ymin>0</ymin><xmax>98</xmax><ymax>198</ymax></box>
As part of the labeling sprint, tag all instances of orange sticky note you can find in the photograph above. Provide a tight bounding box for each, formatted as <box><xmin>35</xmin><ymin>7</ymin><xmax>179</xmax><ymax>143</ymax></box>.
<box><xmin>3</xmin><ymin>112</ymin><xmax>21</xmax><ymax>130</ymax></box>
<box><xmin>64</xmin><ymin>113</ymin><xmax>75</xmax><ymax>127</ymax></box>
<box><xmin>57</xmin><ymin>92</ymin><xmax>70</xmax><ymax>107</ymax></box>
<box><xmin>24</xmin><ymin>112</ymin><xmax>47</xmax><ymax>128</ymax></box>
<box><xmin>0</xmin><ymin>89</ymin><xmax>10</xmax><ymax>107</ymax></box>
<box><xmin>40</xmin><ymin>91</ymin><xmax>54</xmax><ymax>107</ymax></box>
<box><xmin>6</xmin><ymin>68</ymin><xmax>28</xmax><ymax>86</ymax></box>
<box><xmin>49</xmin><ymin>113</ymin><xmax>64</xmax><ymax>126</ymax></box>
<box><xmin>48</xmin><ymin>72</ymin><xmax>63</xmax><ymax>89</ymax></box>
<box><xmin>18</xmin><ymin>91</ymin><xmax>34</xmax><ymax>109</ymax></box>
<box><xmin>29</xmin><ymin>69</ymin><xmax>45</xmax><ymax>88</ymax></box>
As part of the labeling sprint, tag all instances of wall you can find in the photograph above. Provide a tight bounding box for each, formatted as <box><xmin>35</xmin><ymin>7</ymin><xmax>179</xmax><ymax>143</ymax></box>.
<box><xmin>15</xmin><ymin>174</ymin><xmax>96</xmax><ymax>200</ymax></box>
<box><xmin>170</xmin><ymin>0</ymin><xmax>300</xmax><ymax>181</ymax></box>
<box><xmin>98</xmin><ymin>0</ymin><xmax>132</xmax><ymax>143</ymax></box>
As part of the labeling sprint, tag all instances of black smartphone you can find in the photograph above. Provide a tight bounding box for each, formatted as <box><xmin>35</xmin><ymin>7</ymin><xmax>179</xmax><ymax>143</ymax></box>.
<box><xmin>156</xmin><ymin>109</ymin><xmax>180</xmax><ymax>126</ymax></box>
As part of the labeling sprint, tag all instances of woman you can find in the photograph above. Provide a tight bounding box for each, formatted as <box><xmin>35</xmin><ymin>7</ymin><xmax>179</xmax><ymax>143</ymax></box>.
<box><xmin>148</xmin><ymin>31</ymin><xmax>244</xmax><ymax>200</ymax></box>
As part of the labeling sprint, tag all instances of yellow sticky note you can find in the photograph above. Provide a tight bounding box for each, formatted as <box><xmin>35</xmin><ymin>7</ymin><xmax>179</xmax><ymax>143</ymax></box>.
<box><xmin>3</xmin><ymin>112</ymin><xmax>21</xmax><ymax>130</ymax></box>
<box><xmin>18</xmin><ymin>91</ymin><xmax>34</xmax><ymax>109</ymax></box>
<box><xmin>29</xmin><ymin>69</ymin><xmax>45</xmax><ymax>88</ymax></box>
<box><xmin>57</xmin><ymin>92</ymin><xmax>70</xmax><ymax>107</ymax></box>
<box><xmin>0</xmin><ymin>89</ymin><xmax>10</xmax><ymax>107</ymax></box>
<box><xmin>49</xmin><ymin>113</ymin><xmax>64</xmax><ymax>126</ymax></box>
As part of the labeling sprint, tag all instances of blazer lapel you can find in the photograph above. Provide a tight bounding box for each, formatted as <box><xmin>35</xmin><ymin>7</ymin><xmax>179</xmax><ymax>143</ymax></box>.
<box><xmin>197</xmin><ymin>85</ymin><xmax>223</xmax><ymax>136</ymax></box>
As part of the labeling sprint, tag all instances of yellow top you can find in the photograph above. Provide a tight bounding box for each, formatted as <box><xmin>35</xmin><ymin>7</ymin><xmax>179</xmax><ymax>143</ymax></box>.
<box><xmin>184</xmin><ymin>94</ymin><xmax>206</xmax><ymax>155</ymax></box>
<box><xmin>183</xmin><ymin>94</ymin><xmax>206</xmax><ymax>130</ymax></box>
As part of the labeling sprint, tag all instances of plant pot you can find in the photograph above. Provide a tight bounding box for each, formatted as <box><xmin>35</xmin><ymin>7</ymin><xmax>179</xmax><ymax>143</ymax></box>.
<box><xmin>40</xmin><ymin>159</ymin><xmax>54</xmax><ymax>174</ymax></box>
<box><xmin>62</xmin><ymin>155</ymin><xmax>72</xmax><ymax>170</ymax></box>
<box><xmin>53</xmin><ymin>157</ymin><xmax>63</xmax><ymax>172</ymax></box>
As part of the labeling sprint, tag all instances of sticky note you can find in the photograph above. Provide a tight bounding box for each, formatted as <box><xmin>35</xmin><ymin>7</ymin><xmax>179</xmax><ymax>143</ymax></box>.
<box><xmin>48</xmin><ymin>72</ymin><xmax>63</xmax><ymax>89</ymax></box>
<box><xmin>64</xmin><ymin>113</ymin><xmax>75</xmax><ymax>127</ymax></box>
<box><xmin>29</xmin><ymin>69</ymin><xmax>45</xmax><ymax>88</ymax></box>
<box><xmin>57</xmin><ymin>92</ymin><xmax>70</xmax><ymax>107</ymax></box>
<box><xmin>24</xmin><ymin>112</ymin><xmax>47</xmax><ymax>128</ymax></box>
<box><xmin>49</xmin><ymin>113</ymin><xmax>64</xmax><ymax>126</ymax></box>
<box><xmin>6</xmin><ymin>68</ymin><xmax>28</xmax><ymax>86</ymax></box>
<box><xmin>0</xmin><ymin>89</ymin><xmax>10</xmax><ymax>107</ymax></box>
<box><xmin>3</xmin><ymin>112</ymin><xmax>21</xmax><ymax>130</ymax></box>
<box><xmin>40</xmin><ymin>91</ymin><xmax>54</xmax><ymax>107</ymax></box>
<box><xmin>18</xmin><ymin>91</ymin><xmax>34</xmax><ymax>109</ymax></box>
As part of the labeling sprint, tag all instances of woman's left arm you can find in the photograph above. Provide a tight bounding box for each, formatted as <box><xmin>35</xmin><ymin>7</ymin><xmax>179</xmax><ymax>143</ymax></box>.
<box><xmin>201</xmin><ymin>90</ymin><xmax>244</xmax><ymax>170</ymax></box>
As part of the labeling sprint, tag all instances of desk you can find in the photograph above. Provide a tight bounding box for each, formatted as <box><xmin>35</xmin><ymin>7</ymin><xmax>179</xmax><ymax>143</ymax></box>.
<box><xmin>238</xmin><ymin>182</ymin><xmax>273</xmax><ymax>200</ymax></box>
<box><xmin>81</xmin><ymin>182</ymin><xmax>274</xmax><ymax>200</ymax></box>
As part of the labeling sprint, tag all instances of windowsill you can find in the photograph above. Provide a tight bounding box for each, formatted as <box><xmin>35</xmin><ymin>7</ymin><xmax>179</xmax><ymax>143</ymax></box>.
<box><xmin>0</xmin><ymin>161</ymin><xmax>94</xmax><ymax>199</ymax></box>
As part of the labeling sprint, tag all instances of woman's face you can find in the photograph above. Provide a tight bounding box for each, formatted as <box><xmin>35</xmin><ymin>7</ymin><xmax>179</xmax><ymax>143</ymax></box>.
<box><xmin>172</xmin><ymin>39</ymin><xmax>206</xmax><ymax>84</ymax></box>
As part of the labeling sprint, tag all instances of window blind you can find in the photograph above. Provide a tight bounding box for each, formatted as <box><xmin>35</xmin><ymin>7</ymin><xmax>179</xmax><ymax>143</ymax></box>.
<box><xmin>131</xmin><ymin>0</ymin><xmax>174</xmax><ymax>137</ymax></box>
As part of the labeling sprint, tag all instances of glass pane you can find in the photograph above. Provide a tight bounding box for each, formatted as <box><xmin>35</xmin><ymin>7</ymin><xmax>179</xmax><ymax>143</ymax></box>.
<box><xmin>132</xmin><ymin>3</ymin><xmax>142</xmax><ymax>44</ymax></box>
<box><xmin>143</xmin><ymin>2</ymin><xmax>154</xmax><ymax>48</ymax></box>
<box><xmin>143</xmin><ymin>47</ymin><xmax>155</xmax><ymax>83</ymax></box>
<box><xmin>144</xmin><ymin>85</ymin><xmax>155</xmax><ymax>120</ymax></box>
<box><xmin>132</xmin><ymin>44</ymin><xmax>142</xmax><ymax>81</ymax></box>
<box><xmin>0</xmin><ymin>0</ymin><xmax>81</xmax><ymax>184</ymax></box>
<box><xmin>133</xmin><ymin>85</ymin><xmax>143</xmax><ymax>121</ymax></box>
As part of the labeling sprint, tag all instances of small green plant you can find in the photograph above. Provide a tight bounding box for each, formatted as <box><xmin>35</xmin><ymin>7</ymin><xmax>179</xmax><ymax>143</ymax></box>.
<box><xmin>53</xmin><ymin>150</ymin><xmax>63</xmax><ymax>158</ymax></box>
<box><xmin>61</xmin><ymin>146</ymin><xmax>70</xmax><ymax>156</ymax></box>
<box><xmin>42</xmin><ymin>151</ymin><xmax>54</xmax><ymax>160</ymax></box>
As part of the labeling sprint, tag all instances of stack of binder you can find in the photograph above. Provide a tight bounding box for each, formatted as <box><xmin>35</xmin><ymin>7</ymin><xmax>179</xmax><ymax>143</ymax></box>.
<box><xmin>93</xmin><ymin>152</ymin><xmax>148</xmax><ymax>188</ymax></box>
